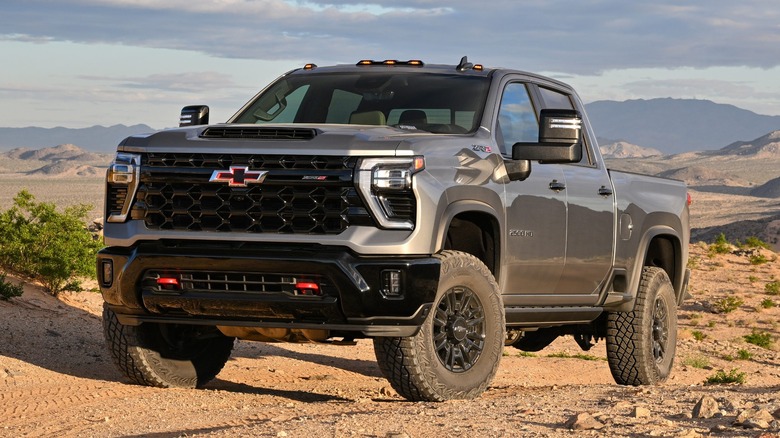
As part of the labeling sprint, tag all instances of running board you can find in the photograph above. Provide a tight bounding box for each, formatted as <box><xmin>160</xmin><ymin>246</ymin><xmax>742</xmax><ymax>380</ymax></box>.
<box><xmin>504</xmin><ymin>306</ymin><xmax>603</xmax><ymax>327</ymax></box>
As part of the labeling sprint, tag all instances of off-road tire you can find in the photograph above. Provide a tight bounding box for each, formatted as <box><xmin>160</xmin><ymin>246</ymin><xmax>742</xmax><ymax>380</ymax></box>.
<box><xmin>103</xmin><ymin>305</ymin><xmax>235</xmax><ymax>388</ymax></box>
<box><xmin>606</xmin><ymin>267</ymin><xmax>677</xmax><ymax>385</ymax></box>
<box><xmin>373</xmin><ymin>250</ymin><xmax>504</xmax><ymax>401</ymax></box>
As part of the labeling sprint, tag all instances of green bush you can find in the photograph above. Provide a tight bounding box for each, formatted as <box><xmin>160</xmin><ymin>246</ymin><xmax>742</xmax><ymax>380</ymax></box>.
<box><xmin>744</xmin><ymin>331</ymin><xmax>773</xmax><ymax>349</ymax></box>
<box><xmin>705</xmin><ymin>368</ymin><xmax>746</xmax><ymax>385</ymax></box>
<box><xmin>766</xmin><ymin>281</ymin><xmax>780</xmax><ymax>296</ymax></box>
<box><xmin>713</xmin><ymin>295</ymin><xmax>743</xmax><ymax>314</ymax></box>
<box><xmin>742</xmin><ymin>236</ymin><xmax>772</xmax><ymax>250</ymax></box>
<box><xmin>708</xmin><ymin>233</ymin><xmax>731</xmax><ymax>256</ymax></box>
<box><xmin>0</xmin><ymin>190</ymin><xmax>103</xmax><ymax>295</ymax></box>
<box><xmin>749</xmin><ymin>253</ymin><xmax>770</xmax><ymax>265</ymax></box>
<box><xmin>0</xmin><ymin>273</ymin><xmax>24</xmax><ymax>300</ymax></box>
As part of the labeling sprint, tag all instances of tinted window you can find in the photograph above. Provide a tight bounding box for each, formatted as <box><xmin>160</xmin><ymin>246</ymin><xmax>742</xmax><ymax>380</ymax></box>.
<box><xmin>539</xmin><ymin>87</ymin><xmax>574</xmax><ymax>109</ymax></box>
<box><xmin>496</xmin><ymin>83</ymin><xmax>538</xmax><ymax>152</ymax></box>
<box><xmin>233</xmin><ymin>72</ymin><xmax>490</xmax><ymax>134</ymax></box>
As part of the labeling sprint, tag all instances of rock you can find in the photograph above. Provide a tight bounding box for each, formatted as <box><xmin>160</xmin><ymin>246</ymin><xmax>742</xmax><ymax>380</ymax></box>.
<box><xmin>773</xmin><ymin>408</ymin><xmax>780</xmax><ymax>419</ymax></box>
<box><xmin>735</xmin><ymin>409</ymin><xmax>775</xmax><ymax>429</ymax></box>
<box><xmin>633</xmin><ymin>406</ymin><xmax>652</xmax><ymax>418</ymax></box>
<box><xmin>692</xmin><ymin>396</ymin><xmax>719</xmax><ymax>419</ymax></box>
<box><xmin>565</xmin><ymin>412</ymin><xmax>605</xmax><ymax>430</ymax></box>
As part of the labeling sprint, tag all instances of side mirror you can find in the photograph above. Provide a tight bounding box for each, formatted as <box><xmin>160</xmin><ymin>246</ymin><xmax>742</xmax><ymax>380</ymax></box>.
<box><xmin>179</xmin><ymin>105</ymin><xmax>209</xmax><ymax>126</ymax></box>
<box><xmin>512</xmin><ymin>109</ymin><xmax>582</xmax><ymax>163</ymax></box>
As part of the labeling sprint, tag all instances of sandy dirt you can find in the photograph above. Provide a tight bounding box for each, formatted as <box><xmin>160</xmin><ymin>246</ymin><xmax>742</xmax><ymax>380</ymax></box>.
<box><xmin>2</xmin><ymin>243</ymin><xmax>780</xmax><ymax>437</ymax></box>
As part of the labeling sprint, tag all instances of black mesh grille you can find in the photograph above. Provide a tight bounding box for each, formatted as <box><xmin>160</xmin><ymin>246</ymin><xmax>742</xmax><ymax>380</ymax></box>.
<box><xmin>200</xmin><ymin>127</ymin><xmax>317</xmax><ymax>140</ymax></box>
<box><xmin>130</xmin><ymin>154</ymin><xmax>372</xmax><ymax>234</ymax></box>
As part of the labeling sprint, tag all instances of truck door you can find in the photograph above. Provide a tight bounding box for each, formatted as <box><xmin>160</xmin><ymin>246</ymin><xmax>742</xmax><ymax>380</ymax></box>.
<box><xmin>538</xmin><ymin>87</ymin><xmax>615</xmax><ymax>298</ymax></box>
<box><xmin>497</xmin><ymin>82</ymin><xmax>567</xmax><ymax>299</ymax></box>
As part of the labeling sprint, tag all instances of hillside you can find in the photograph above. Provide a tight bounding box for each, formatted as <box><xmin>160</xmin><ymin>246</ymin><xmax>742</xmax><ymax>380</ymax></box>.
<box><xmin>599</xmin><ymin>141</ymin><xmax>662</xmax><ymax>158</ymax></box>
<box><xmin>0</xmin><ymin>144</ymin><xmax>111</xmax><ymax>175</ymax></box>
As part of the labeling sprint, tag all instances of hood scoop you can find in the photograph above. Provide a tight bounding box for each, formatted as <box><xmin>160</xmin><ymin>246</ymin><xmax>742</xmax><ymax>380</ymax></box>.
<box><xmin>200</xmin><ymin>126</ymin><xmax>318</xmax><ymax>140</ymax></box>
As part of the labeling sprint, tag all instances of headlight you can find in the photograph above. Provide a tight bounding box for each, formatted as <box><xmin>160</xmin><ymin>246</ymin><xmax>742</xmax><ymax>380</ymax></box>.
<box><xmin>356</xmin><ymin>157</ymin><xmax>424</xmax><ymax>230</ymax></box>
<box><xmin>105</xmin><ymin>153</ymin><xmax>141</xmax><ymax>223</ymax></box>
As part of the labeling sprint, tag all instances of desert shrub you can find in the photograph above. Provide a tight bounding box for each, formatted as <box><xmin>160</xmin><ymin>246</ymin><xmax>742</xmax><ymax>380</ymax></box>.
<box><xmin>687</xmin><ymin>256</ymin><xmax>699</xmax><ymax>269</ymax></box>
<box><xmin>691</xmin><ymin>330</ymin><xmax>707</xmax><ymax>341</ymax></box>
<box><xmin>744</xmin><ymin>331</ymin><xmax>773</xmax><ymax>349</ymax></box>
<box><xmin>749</xmin><ymin>253</ymin><xmax>770</xmax><ymax>265</ymax></box>
<box><xmin>713</xmin><ymin>295</ymin><xmax>743</xmax><ymax>314</ymax></box>
<box><xmin>0</xmin><ymin>190</ymin><xmax>103</xmax><ymax>295</ymax></box>
<box><xmin>705</xmin><ymin>368</ymin><xmax>746</xmax><ymax>385</ymax></box>
<box><xmin>682</xmin><ymin>356</ymin><xmax>709</xmax><ymax>369</ymax></box>
<box><xmin>0</xmin><ymin>273</ymin><xmax>24</xmax><ymax>300</ymax></box>
<box><xmin>708</xmin><ymin>233</ymin><xmax>731</xmax><ymax>256</ymax></box>
<box><xmin>766</xmin><ymin>281</ymin><xmax>780</xmax><ymax>296</ymax></box>
<box><xmin>736</xmin><ymin>349</ymin><xmax>753</xmax><ymax>360</ymax></box>
<box><xmin>760</xmin><ymin>298</ymin><xmax>776</xmax><ymax>309</ymax></box>
<box><xmin>741</xmin><ymin>236</ymin><xmax>772</xmax><ymax>250</ymax></box>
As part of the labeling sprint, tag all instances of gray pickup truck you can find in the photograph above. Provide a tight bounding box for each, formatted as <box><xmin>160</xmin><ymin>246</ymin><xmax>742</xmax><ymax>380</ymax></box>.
<box><xmin>98</xmin><ymin>57</ymin><xmax>690</xmax><ymax>401</ymax></box>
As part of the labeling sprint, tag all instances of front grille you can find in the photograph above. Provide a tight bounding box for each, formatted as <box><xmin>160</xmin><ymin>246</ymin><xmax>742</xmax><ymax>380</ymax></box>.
<box><xmin>130</xmin><ymin>153</ymin><xmax>372</xmax><ymax>234</ymax></box>
<box><xmin>143</xmin><ymin>270</ymin><xmax>326</xmax><ymax>297</ymax></box>
<box><xmin>200</xmin><ymin>127</ymin><xmax>318</xmax><ymax>140</ymax></box>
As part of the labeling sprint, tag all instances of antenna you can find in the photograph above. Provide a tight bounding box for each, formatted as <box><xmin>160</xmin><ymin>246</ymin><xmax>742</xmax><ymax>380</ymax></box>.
<box><xmin>456</xmin><ymin>56</ymin><xmax>473</xmax><ymax>71</ymax></box>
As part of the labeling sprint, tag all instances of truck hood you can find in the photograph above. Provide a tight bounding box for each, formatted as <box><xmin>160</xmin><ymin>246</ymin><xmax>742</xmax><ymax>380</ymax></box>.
<box><xmin>117</xmin><ymin>124</ymin><xmax>441</xmax><ymax>157</ymax></box>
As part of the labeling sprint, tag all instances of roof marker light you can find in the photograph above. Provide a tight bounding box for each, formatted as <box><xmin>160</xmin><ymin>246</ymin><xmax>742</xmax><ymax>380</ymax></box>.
<box><xmin>303</xmin><ymin>63</ymin><xmax>317</xmax><ymax>70</ymax></box>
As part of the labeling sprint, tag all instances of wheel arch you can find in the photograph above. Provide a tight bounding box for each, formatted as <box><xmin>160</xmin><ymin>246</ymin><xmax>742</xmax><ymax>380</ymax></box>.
<box><xmin>436</xmin><ymin>200</ymin><xmax>502</xmax><ymax>281</ymax></box>
<box><xmin>630</xmin><ymin>225</ymin><xmax>687</xmax><ymax>307</ymax></box>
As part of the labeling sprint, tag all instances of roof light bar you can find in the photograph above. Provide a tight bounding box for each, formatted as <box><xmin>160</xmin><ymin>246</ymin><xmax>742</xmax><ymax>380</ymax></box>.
<box><xmin>356</xmin><ymin>59</ymin><xmax>425</xmax><ymax>67</ymax></box>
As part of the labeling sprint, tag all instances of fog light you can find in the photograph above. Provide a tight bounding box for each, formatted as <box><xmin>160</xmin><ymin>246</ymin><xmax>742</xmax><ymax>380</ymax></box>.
<box><xmin>381</xmin><ymin>270</ymin><xmax>403</xmax><ymax>298</ymax></box>
<box><xmin>295</xmin><ymin>281</ymin><xmax>321</xmax><ymax>296</ymax></box>
<box><xmin>101</xmin><ymin>259</ymin><xmax>113</xmax><ymax>288</ymax></box>
<box><xmin>156</xmin><ymin>277</ymin><xmax>180</xmax><ymax>291</ymax></box>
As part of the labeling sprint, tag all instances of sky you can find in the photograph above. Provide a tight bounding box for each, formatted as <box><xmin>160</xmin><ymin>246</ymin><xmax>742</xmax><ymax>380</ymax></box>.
<box><xmin>2</xmin><ymin>0</ymin><xmax>780</xmax><ymax>129</ymax></box>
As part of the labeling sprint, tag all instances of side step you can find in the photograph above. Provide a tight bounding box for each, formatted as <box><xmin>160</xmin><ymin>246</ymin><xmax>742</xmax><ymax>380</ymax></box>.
<box><xmin>504</xmin><ymin>306</ymin><xmax>603</xmax><ymax>327</ymax></box>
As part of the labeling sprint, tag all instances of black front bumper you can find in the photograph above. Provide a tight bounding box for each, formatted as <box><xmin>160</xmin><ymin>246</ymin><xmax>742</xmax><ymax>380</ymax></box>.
<box><xmin>97</xmin><ymin>241</ymin><xmax>440</xmax><ymax>337</ymax></box>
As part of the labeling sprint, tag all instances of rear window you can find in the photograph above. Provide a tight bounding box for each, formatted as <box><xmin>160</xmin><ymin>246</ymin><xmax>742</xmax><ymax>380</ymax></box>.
<box><xmin>232</xmin><ymin>72</ymin><xmax>490</xmax><ymax>134</ymax></box>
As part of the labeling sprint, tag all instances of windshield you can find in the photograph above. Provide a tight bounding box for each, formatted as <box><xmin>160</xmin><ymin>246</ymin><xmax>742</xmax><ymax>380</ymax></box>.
<box><xmin>232</xmin><ymin>72</ymin><xmax>490</xmax><ymax>134</ymax></box>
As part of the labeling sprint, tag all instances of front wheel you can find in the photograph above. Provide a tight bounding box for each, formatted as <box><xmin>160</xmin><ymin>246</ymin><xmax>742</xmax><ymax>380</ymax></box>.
<box><xmin>606</xmin><ymin>267</ymin><xmax>677</xmax><ymax>385</ymax></box>
<box><xmin>374</xmin><ymin>251</ymin><xmax>505</xmax><ymax>401</ymax></box>
<box><xmin>103</xmin><ymin>305</ymin><xmax>235</xmax><ymax>388</ymax></box>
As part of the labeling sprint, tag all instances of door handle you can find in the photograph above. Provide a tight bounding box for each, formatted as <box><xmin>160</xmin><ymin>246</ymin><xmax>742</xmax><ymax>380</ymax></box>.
<box><xmin>598</xmin><ymin>186</ymin><xmax>613</xmax><ymax>196</ymax></box>
<box><xmin>549</xmin><ymin>180</ymin><xmax>566</xmax><ymax>192</ymax></box>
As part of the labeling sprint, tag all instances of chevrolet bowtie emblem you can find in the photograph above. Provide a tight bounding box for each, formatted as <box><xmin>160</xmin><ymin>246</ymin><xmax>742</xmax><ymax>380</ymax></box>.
<box><xmin>209</xmin><ymin>166</ymin><xmax>269</xmax><ymax>187</ymax></box>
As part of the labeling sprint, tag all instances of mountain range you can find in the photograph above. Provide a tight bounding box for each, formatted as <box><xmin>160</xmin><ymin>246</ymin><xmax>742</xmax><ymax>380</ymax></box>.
<box><xmin>0</xmin><ymin>124</ymin><xmax>155</xmax><ymax>154</ymax></box>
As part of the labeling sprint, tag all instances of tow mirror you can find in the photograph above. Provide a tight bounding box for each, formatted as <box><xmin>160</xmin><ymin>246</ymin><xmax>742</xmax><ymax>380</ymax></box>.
<box><xmin>512</xmin><ymin>109</ymin><xmax>582</xmax><ymax>163</ymax></box>
<box><xmin>179</xmin><ymin>105</ymin><xmax>209</xmax><ymax>126</ymax></box>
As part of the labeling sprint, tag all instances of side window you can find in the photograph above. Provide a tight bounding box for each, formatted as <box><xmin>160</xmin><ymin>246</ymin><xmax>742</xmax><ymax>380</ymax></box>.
<box><xmin>326</xmin><ymin>89</ymin><xmax>362</xmax><ymax>123</ymax></box>
<box><xmin>538</xmin><ymin>87</ymin><xmax>574</xmax><ymax>110</ymax></box>
<box><xmin>497</xmin><ymin>83</ymin><xmax>538</xmax><ymax>153</ymax></box>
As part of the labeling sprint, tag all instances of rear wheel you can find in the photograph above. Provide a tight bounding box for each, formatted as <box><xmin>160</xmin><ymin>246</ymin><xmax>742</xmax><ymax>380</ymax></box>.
<box><xmin>606</xmin><ymin>267</ymin><xmax>677</xmax><ymax>385</ymax></box>
<box><xmin>374</xmin><ymin>251</ymin><xmax>504</xmax><ymax>401</ymax></box>
<box><xmin>103</xmin><ymin>305</ymin><xmax>235</xmax><ymax>388</ymax></box>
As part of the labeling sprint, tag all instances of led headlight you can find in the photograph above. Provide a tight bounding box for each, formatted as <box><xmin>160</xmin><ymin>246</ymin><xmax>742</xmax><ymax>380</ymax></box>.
<box><xmin>105</xmin><ymin>153</ymin><xmax>141</xmax><ymax>223</ymax></box>
<box><xmin>356</xmin><ymin>157</ymin><xmax>424</xmax><ymax>230</ymax></box>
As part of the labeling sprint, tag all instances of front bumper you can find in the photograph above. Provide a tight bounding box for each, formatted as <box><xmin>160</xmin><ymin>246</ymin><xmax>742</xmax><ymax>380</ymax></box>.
<box><xmin>97</xmin><ymin>241</ymin><xmax>440</xmax><ymax>337</ymax></box>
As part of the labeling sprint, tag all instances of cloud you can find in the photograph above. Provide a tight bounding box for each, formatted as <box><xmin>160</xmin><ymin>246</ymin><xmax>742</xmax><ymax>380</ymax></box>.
<box><xmin>81</xmin><ymin>72</ymin><xmax>238</xmax><ymax>93</ymax></box>
<box><xmin>2</xmin><ymin>0</ymin><xmax>780</xmax><ymax>75</ymax></box>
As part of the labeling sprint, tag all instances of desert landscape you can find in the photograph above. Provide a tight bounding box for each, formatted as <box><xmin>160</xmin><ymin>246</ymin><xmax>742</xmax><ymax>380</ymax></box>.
<box><xmin>1</xmin><ymin>133</ymin><xmax>780</xmax><ymax>437</ymax></box>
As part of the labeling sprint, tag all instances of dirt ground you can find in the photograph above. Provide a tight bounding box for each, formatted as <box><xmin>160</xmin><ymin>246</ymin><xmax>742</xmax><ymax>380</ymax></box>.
<box><xmin>2</xmin><ymin>243</ymin><xmax>780</xmax><ymax>437</ymax></box>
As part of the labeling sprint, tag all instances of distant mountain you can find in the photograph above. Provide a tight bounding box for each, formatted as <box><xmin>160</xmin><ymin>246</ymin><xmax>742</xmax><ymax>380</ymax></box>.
<box><xmin>585</xmin><ymin>98</ymin><xmax>780</xmax><ymax>154</ymax></box>
<box><xmin>658</xmin><ymin>166</ymin><xmax>751</xmax><ymax>188</ymax></box>
<box><xmin>600</xmin><ymin>141</ymin><xmax>662</xmax><ymax>158</ymax></box>
<box><xmin>0</xmin><ymin>124</ymin><xmax>156</xmax><ymax>153</ymax></box>
<box><xmin>1</xmin><ymin>144</ymin><xmax>112</xmax><ymax>175</ymax></box>
<box><xmin>751</xmin><ymin>177</ymin><xmax>780</xmax><ymax>198</ymax></box>
<box><xmin>710</xmin><ymin>130</ymin><xmax>780</xmax><ymax>158</ymax></box>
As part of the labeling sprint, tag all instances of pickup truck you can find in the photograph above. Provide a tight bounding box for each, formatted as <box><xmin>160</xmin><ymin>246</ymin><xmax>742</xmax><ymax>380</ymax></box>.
<box><xmin>98</xmin><ymin>57</ymin><xmax>690</xmax><ymax>402</ymax></box>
